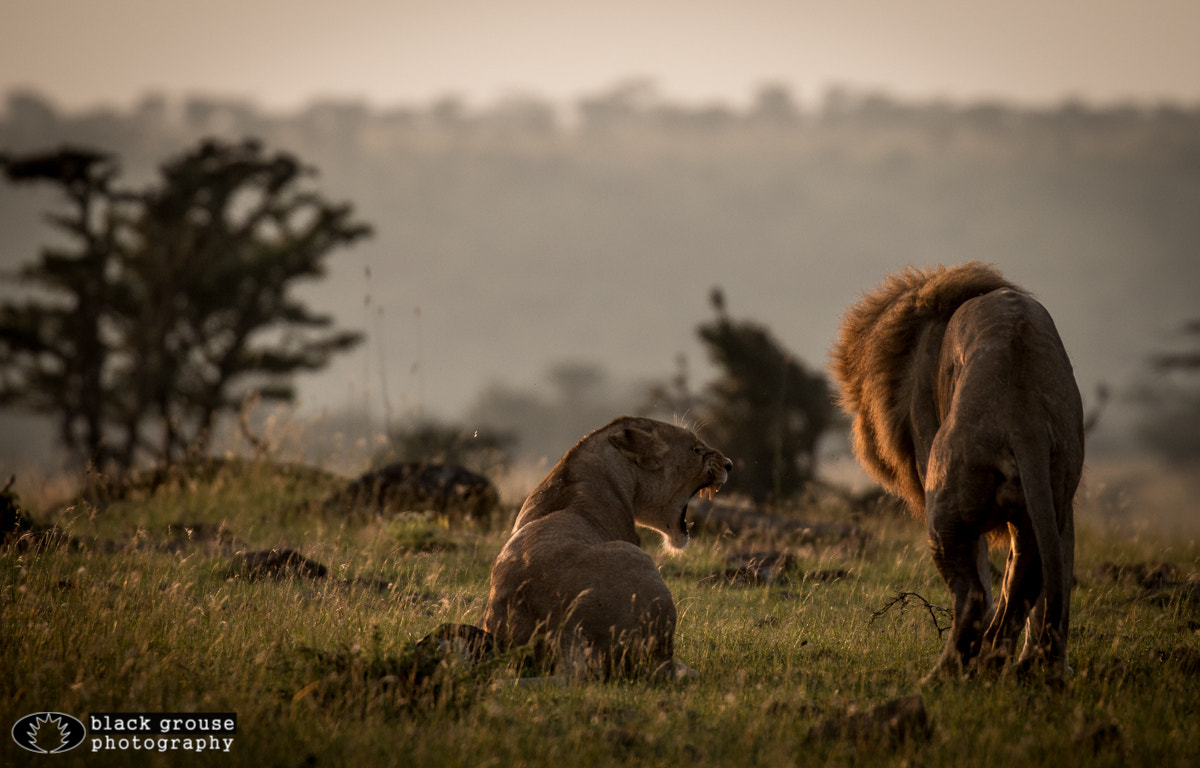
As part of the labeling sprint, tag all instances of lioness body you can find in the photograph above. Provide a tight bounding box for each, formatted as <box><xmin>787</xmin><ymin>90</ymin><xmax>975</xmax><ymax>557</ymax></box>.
<box><xmin>832</xmin><ymin>263</ymin><xmax>1084</xmax><ymax>678</ymax></box>
<box><xmin>481</xmin><ymin>416</ymin><xmax>730</xmax><ymax>677</ymax></box>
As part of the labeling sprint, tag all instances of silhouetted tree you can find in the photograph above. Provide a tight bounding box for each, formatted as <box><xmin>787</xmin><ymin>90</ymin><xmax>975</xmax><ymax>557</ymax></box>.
<box><xmin>112</xmin><ymin>139</ymin><xmax>371</xmax><ymax>466</ymax></box>
<box><xmin>0</xmin><ymin>147</ymin><xmax>125</xmax><ymax>466</ymax></box>
<box><xmin>1136</xmin><ymin>319</ymin><xmax>1200</xmax><ymax>462</ymax></box>
<box><xmin>696</xmin><ymin>288</ymin><xmax>833</xmax><ymax>503</ymax></box>
<box><xmin>0</xmin><ymin>139</ymin><xmax>371</xmax><ymax>472</ymax></box>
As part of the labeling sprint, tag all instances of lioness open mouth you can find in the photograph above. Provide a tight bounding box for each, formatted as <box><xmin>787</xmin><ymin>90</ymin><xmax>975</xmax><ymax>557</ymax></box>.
<box><xmin>681</xmin><ymin>481</ymin><xmax>723</xmax><ymax>536</ymax></box>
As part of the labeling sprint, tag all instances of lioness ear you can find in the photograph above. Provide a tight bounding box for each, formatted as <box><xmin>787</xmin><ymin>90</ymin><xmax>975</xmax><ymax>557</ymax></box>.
<box><xmin>609</xmin><ymin>426</ymin><xmax>668</xmax><ymax>471</ymax></box>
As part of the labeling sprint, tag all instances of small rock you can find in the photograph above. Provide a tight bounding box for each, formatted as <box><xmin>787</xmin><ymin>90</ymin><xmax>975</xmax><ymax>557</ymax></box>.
<box><xmin>227</xmin><ymin>549</ymin><xmax>329</xmax><ymax>580</ymax></box>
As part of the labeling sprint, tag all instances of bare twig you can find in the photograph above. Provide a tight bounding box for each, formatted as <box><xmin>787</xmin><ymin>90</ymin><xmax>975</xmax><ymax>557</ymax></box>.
<box><xmin>869</xmin><ymin>591</ymin><xmax>951</xmax><ymax>637</ymax></box>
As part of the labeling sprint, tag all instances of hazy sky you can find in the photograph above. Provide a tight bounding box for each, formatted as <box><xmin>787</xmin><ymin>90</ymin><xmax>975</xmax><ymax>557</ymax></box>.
<box><xmin>3</xmin><ymin>0</ymin><xmax>1199</xmax><ymax>111</ymax></box>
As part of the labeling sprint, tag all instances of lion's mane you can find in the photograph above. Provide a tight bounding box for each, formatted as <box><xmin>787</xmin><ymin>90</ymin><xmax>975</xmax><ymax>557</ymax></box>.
<box><xmin>830</xmin><ymin>261</ymin><xmax>1018</xmax><ymax>516</ymax></box>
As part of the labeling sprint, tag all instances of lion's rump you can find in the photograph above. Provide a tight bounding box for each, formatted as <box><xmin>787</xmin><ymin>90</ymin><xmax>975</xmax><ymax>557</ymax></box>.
<box><xmin>830</xmin><ymin>262</ymin><xmax>1017</xmax><ymax>515</ymax></box>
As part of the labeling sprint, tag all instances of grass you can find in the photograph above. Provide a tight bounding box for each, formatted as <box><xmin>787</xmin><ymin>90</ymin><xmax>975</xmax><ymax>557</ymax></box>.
<box><xmin>2</xmin><ymin>459</ymin><xmax>1199</xmax><ymax>767</ymax></box>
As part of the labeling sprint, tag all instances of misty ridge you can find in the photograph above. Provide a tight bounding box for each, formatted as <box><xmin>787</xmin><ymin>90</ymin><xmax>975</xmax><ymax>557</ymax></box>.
<box><xmin>2</xmin><ymin>81</ymin><xmax>1200</xmax><ymax>471</ymax></box>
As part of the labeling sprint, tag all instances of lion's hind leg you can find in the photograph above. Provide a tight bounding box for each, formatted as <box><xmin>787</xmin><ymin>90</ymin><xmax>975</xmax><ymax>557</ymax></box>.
<box><xmin>924</xmin><ymin>494</ymin><xmax>991</xmax><ymax>681</ymax></box>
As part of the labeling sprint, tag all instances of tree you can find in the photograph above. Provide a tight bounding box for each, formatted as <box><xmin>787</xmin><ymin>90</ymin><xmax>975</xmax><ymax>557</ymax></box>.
<box><xmin>695</xmin><ymin>288</ymin><xmax>833</xmax><ymax>503</ymax></box>
<box><xmin>0</xmin><ymin>139</ymin><xmax>371</xmax><ymax>472</ymax></box>
<box><xmin>0</xmin><ymin>147</ymin><xmax>126</xmax><ymax>467</ymax></box>
<box><xmin>1136</xmin><ymin>319</ymin><xmax>1200</xmax><ymax>463</ymax></box>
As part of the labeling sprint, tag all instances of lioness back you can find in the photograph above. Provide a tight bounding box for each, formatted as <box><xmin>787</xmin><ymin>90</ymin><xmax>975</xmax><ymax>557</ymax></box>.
<box><xmin>483</xmin><ymin>523</ymin><xmax>675</xmax><ymax>664</ymax></box>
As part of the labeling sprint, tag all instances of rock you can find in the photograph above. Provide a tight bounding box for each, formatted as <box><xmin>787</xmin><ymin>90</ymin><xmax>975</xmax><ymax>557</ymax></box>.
<box><xmin>1</xmin><ymin>481</ymin><xmax>74</xmax><ymax>552</ymax></box>
<box><xmin>227</xmin><ymin>549</ymin><xmax>329</xmax><ymax>580</ymax></box>
<box><xmin>416</xmin><ymin>623</ymin><xmax>496</xmax><ymax>664</ymax></box>
<box><xmin>1074</xmin><ymin>718</ymin><xmax>1124</xmax><ymax>755</ymax></box>
<box><xmin>688</xmin><ymin>499</ymin><xmax>863</xmax><ymax>544</ymax></box>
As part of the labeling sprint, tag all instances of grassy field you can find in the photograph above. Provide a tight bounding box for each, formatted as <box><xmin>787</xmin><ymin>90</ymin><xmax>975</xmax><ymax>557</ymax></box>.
<box><xmin>3</xmin><ymin>458</ymin><xmax>1199</xmax><ymax>767</ymax></box>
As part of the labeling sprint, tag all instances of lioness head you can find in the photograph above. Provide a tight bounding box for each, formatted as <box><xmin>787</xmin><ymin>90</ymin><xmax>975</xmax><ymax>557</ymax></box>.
<box><xmin>604</xmin><ymin>417</ymin><xmax>732</xmax><ymax>551</ymax></box>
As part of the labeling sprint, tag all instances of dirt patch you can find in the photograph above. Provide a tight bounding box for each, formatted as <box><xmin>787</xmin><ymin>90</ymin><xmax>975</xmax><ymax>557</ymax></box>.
<box><xmin>700</xmin><ymin>550</ymin><xmax>849</xmax><ymax>587</ymax></box>
<box><xmin>806</xmin><ymin>695</ymin><xmax>932</xmax><ymax>748</ymax></box>
<box><xmin>323</xmin><ymin>462</ymin><xmax>500</xmax><ymax>520</ymax></box>
<box><xmin>1091</xmin><ymin>561</ymin><xmax>1183</xmax><ymax>590</ymax></box>
<box><xmin>162</xmin><ymin>521</ymin><xmax>245</xmax><ymax>555</ymax></box>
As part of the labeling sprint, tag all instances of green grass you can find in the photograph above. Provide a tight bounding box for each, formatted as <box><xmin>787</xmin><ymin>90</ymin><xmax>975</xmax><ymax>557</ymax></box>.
<box><xmin>3</xmin><ymin>460</ymin><xmax>1199</xmax><ymax>767</ymax></box>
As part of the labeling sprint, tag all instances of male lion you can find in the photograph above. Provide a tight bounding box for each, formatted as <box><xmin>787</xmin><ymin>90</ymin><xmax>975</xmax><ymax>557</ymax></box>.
<box><xmin>830</xmin><ymin>262</ymin><xmax>1084</xmax><ymax>679</ymax></box>
<box><xmin>481</xmin><ymin>416</ymin><xmax>731</xmax><ymax>678</ymax></box>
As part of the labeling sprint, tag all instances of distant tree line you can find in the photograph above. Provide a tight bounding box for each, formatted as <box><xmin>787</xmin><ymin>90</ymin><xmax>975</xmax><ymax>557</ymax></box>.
<box><xmin>5</xmin><ymin>83</ymin><xmax>1200</xmax><ymax>164</ymax></box>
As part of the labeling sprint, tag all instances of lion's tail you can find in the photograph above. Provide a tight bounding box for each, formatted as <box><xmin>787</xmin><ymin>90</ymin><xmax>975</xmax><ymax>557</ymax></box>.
<box><xmin>1011</xmin><ymin>431</ymin><xmax>1070</xmax><ymax>661</ymax></box>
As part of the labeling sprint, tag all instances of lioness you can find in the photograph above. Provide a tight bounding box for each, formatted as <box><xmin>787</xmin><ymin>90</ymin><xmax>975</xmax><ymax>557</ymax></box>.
<box><xmin>481</xmin><ymin>416</ymin><xmax>731</xmax><ymax>678</ymax></box>
<box><xmin>831</xmin><ymin>262</ymin><xmax>1084</xmax><ymax>679</ymax></box>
